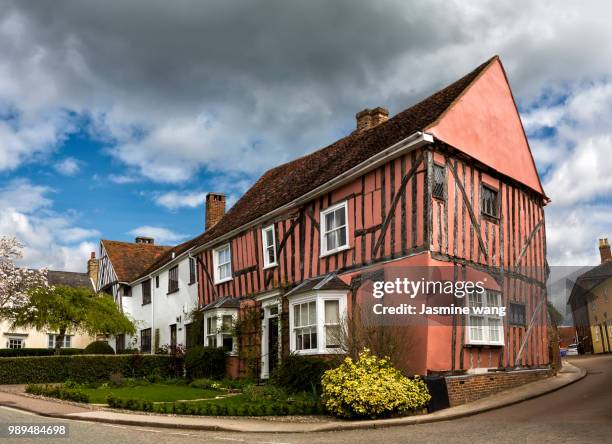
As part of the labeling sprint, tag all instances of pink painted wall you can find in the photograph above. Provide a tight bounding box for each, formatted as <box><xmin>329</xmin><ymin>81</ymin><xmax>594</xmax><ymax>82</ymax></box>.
<box><xmin>427</xmin><ymin>58</ymin><xmax>545</xmax><ymax>197</ymax></box>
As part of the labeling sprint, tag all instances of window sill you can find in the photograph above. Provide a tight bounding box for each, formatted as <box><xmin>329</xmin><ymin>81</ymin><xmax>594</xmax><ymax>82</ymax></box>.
<box><xmin>319</xmin><ymin>245</ymin><xmax>351</xmax><ymax>258</ymax></box>
<box><xmin>166</xmin><ymin>289</ymin><xmax>180</xmax><ymax>295</ymax></box>
<box><xmin>263</xmin><ymin>263</ymin><xmax>278</xmax><ymax>270</ymax></box>
<box><xmin>291</xmin><ymin>348</ymin><xmax>344</xmax><ymax>355</ymax></box>
<box><xmin>481</xmin><ymin>213</ymin><xmax>500</xmax><ymax>224</ymax></box>
<box><xmin>188</xmin><ymin>282</ymin><xmax>197</xmax><ymax>286</ymax></box>
<box><xmin>464</xmin><ymin>342</ymin><xmax>504</xmax><ymax>348</ymax></box>
<box><xmin>215</xmin><ymin>277</ymin><xmax>233</xmax><ymax>285</ymax></box>
<box><xmin>141</xmin><ymin>302</ymin><xmax>151</xmax><ymax>306</ymax></box>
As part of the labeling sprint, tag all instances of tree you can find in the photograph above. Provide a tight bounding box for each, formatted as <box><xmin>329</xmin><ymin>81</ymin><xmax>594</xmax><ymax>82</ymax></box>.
<box><xmin>0</xmin><ymin>236</ymin><xmax>47</xmax><ymax>315</ymax></box>
<box><xmin>10</xmin><ymin>285</ymin><xmax>136</xmax><ymax>355</ymax></box>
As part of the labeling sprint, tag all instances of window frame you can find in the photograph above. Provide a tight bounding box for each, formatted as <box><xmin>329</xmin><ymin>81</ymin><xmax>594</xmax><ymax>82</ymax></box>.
<box><xmin>480</xmin><ymin>184</ymin><xmax>500</xmax><ymax>220</ymax></box>
<box><xmin>432</xmin><ymin>163</ymin><xmax>446</xmax><ymax>200</ymax></box>
<box><xmin>47</xmin><ymin>334</ymin><xmax>72</xmax><ymax>349</ymax></box>
<box><xmin>509</xmin><ymin>302</ymin><xmax>526</xmax><ymax>327</ymax></box>
<box><xmin>168</xmin><ymin>265</ymin><xmax>179</xmax><ymax>294</ymax></box>
<box><xmin>204</xmin><ymin>309</ymin><xmax>237</xmax><ymax>354</ymax></box>
<box><xmin>140</xmin><ymin>328</ymin><xmax>152</xmax><ymax>353</ymax></box>
<box><xmin>8</xmin><ymin>337</ymin><xmax>24</xmax><ymax>349</ymax></box>
<box><xmin>288</xmin><ymin>291</ymin><xmax>347</xmax><ymax>355</ymax></box>
<box><xmin>189</xmin><ymin>257</ymin><xmax>197</xmax><ymax>285</ymax></box>
<box><xmin>320</xmin><ymin>201</ymin><xmax>350</xmax><ymax>257</ymax></box>
<box><xmin>262</xmin><ymin>224</ymin><xmax>278</xmax><ymax>269</ymax></box>
<box><xmin>142</xmin><ymin>279</ymin><xmax>152</xmax><ymax>305</ymax></box>
<box><xmin>465</xmin><ymin>290</ymin><xmax>505</xmax><ymax>346</ymax></box>
<box><xmin>213</xmin><ymin>244</ymin><xmax>232</xmax><ymax>284</ymax></box>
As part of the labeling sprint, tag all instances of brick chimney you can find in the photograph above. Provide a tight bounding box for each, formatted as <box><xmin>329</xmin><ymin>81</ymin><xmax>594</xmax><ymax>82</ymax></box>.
<box><xmin>135</xmin><ymin>236</ymin><xmax>154</xmax><ymax>244</ymax></box>
<box><xmin>87</xmin><ymin>252</ymin><xmax>99</xmax><ymax>290</ymax></box>
<box><xmin>206</xmin><ymin>192</ymin><xmax>226</xmax><ymax>230</ymax></box>
<box><xmin>354</xmin><ymin>107</ymin><xmax>389</xmax><ymax>133</ymax></box>
<box><xmin>599</xmin><ymin>238</ymin><xmax>611</xmax><ymax>263</ymax></box>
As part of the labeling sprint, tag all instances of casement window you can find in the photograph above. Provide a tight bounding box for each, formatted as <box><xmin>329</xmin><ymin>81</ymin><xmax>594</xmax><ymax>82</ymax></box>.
<box><xmin>142</xmin><ymin>279</ymin><xmax>152</xmax><ymax>305</ymax></box>
<box><xmin>320</xmin><ymin>202</ymin><xmax>349</xmax><ymax>256</ymax></box>
<box><xmin>481</xmin><ymin>185</ymin><xmax>499</xmax><ymax>218</ymax></box>
<box><xmin>213</xmin><ymin>244</ymin><xmax>232</xmax><ymax>284</ymax></box>
<box><xmin>155</xmin><ymin>275</ymin><xmax>159</xmax><ymax>288</ymax></box>
<box><xmin>433</xmin><ymin>164</ymin><xmax>446</xmax><ymax>200</ymax></box>
<box><xmin>594</xmin><ymin>327</ymin><xmax>600</xmax><ymax>342</ymax></box>
<box><xmin>189</xmin><ymin>257</ymin><xmax>197</xmax><ymax>284</ymax></box>
<box><xmin>122</xmin><ymin>285</ymin><xmax>131</xmax><ymax>297</ymax></box>
<box><xmin>289</xmin><ymin>293</ymin><xmax>347</xmax><ymax>354</ymax></box>
<box><xmin>8</xmin><ymin>338</ymin><xmax>24</xmax><ymax>349</ymax></box>
<box><xmin>116</xmin><ymin>334</ymin><xmax>125</xmax><ymax>353</ymax></box>
<box><xmin>509</xmin><ymin>302</ymin><xmax>526</xmax><ymax>326</ymax></box>
<box><xmin>168</xmin><ymin>265</ymin><xmax>179</xmax><ymax>293</ymax></box>
<box><xmin>140</xmin><ymin>328</ymin><xmax>152</xmax><ymax>353</ymax></box>
<box><xmin>466</xmin><ymin>291</ymin><xmax>504</xmax><ymax>346</ymax></box>
<box><xmin>47</xmin><ymin>334</ymin><xmax>71</xmax><ymax>349</ymax></box>
<box><xmin>205</xmin><ymin>312</ymin><xmax>236</xmax><ymax>353</ymax></box>
<box><xmin>262</xmin><ymin>225</ymin><xmax>277</xmax><ymax>268</ymax></box>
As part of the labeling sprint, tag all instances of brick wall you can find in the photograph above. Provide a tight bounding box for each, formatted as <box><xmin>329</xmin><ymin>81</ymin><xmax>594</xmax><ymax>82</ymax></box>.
<box><xmin>445</xmin><ymin>368</ymin><xmax>553</xmax><ymax>406</ymax></box>
<box><xmin>205</xmin><ymin>193</ymin><xmax>226</xmax><ymax>230</ymax></box>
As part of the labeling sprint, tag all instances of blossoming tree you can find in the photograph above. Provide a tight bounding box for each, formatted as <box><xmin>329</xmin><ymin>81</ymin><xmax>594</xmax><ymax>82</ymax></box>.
<box><xmin>0</xmin><ymin>236</ymin><xmax>47</xmax><ymax>316</ymax></box>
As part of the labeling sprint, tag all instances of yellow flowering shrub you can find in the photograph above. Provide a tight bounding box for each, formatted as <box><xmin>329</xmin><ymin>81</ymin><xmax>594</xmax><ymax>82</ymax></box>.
<box><xmin>321</xmin><ymin>349</ymin><xmax>430</xmax><ymax>418</ymax></box>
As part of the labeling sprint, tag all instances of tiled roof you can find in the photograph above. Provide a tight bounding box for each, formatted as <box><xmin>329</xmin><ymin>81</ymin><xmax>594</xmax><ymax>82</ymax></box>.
<box><xmin>47</xmin><ymin>270</ymin><xmax>93</xmax><ymax>290</ymax></box>
<box><xmin>285</xmin><ymin>273</ymin><xmax>350</xmax><ymax>297</ymax></box>
<box><xmin>101</xmin><ymin>240</ymin><xmax>172</xmax><ymax>283</ymax></box>
<box><xmin>133</xmin><ymin>56</ymin><xmax>498</xmax><ymax>281</ymax></box>
<box><xmin>202</xmin><ymin>296</ymin><xmax>241</xmax><ymax>311</ymax></box>
<box><xmin>569</xmin><ymin>261</ymin><xmax>612</xmax><ymax>304</ymax></box>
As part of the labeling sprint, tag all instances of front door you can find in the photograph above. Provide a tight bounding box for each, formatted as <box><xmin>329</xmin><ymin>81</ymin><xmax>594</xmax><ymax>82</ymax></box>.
<box><xmin>170</xmin><ymin>324</ymin><xmax>177</xmax><ymax>352</ymax></box>
<box><xmin>268</xmin><ymin>316</ymin><xmax>279</xmax><ymax>375</ymax></box>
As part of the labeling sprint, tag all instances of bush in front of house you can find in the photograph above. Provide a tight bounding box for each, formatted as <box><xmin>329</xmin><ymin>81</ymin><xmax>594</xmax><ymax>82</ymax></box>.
<box><xmin>270</xmin><ymin>353</ymin><xmax>332</xmax><ymax>394</ymax></box>
<box><xmin>0</xmin><ymin>348</ymin><xmax>83</xmax><ymax>358</ymax></box>
<box><xmin>184</xmin><ymin>346</ymin><xmax>227</xmax><ymax>380</ymax></box>
<box><xmin>26</xmin><ymin>384</ymin><xmax>90</xmax><ymax>403</ymax></box>
<box><xmin>83</xmin><ymin>341</ymin><xmax>115</xmax><ymax>355</ymax></box>
<box><xmin>0</xmin><ymin>354</ymin><xmax>183</xmax><ymax>384</ymax></box>
<box><xmin>321</xmin><ymin>349</ymin><xmax>431</xmax><ymax>419</ymax></box>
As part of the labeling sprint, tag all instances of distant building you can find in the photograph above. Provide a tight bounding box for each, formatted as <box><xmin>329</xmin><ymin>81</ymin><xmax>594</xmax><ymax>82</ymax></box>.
<box><xmin>568</xmin><ymin>238</ymin><xmax>612</xmax><ymax>354</ymax></box>
<box><xmin>0</xmin><ymin>270</ymin><xmax>96</xmax><ymax>350</ymax></box>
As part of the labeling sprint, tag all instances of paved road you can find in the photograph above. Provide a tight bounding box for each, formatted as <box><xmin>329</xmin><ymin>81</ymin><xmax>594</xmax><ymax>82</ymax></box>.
<box><xmin>0</xmin><ymin>354</ymin><xmax>610</xmax><ymax>444</ymax></box>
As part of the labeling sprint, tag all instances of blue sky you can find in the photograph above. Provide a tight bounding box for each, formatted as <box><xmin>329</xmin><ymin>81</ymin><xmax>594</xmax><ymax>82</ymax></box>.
<box><xmin>1</xmin><ymin>0</ymin><xmax>611</xmax><ymax>271</ymax></box>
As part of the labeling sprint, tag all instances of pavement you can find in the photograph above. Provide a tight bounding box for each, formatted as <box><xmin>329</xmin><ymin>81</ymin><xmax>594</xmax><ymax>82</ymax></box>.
<box><xmin>0</xmin><ymin>360</ymin><xmax>587</xmax><ymax>433</ymax></box>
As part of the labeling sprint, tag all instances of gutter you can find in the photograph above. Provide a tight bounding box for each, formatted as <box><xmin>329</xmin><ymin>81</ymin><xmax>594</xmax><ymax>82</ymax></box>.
<box><xmin>191</xmin><ymin>131</ymin><xmax>433</xmax><ymax>255</ymax></box>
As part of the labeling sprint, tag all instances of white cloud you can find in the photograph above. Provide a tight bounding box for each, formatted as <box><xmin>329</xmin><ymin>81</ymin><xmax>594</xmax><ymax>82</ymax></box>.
<box><xmin>0</xmin><ymin>179</ymin><xmax>99</xmax><ymax>271</ymax></box>
<box><xmin>54</xmin><ymin>157</ymin><xmax>80</xmax><ymax>175</ymax></box>
<box><xmin>154</xmin><ymin>190</ymin><xmax>207</xmax><ymax>211</ymax></box>
<box><xmin>108</xmin><ymin>174</ymin><xmax>141</xmax><ymax>185</ymax></box>
<box><xmin>128</xmin><ymin>226</ymin><xmax>186</xmax><ymax>244</ymax></box>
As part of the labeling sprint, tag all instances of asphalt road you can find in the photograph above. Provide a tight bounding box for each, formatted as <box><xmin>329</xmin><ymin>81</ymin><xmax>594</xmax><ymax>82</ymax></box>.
<box><xmin>0</xmin><ymin>354</ymin><xmax>610</xmax><ymax>444</ymax></box>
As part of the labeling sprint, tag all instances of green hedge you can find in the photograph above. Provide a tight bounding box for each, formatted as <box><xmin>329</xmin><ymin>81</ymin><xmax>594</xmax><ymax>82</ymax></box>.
<box><xmin>0</xmin><ymin>355</ymin><xmax>184</xmax><ymax>384</ymax></box>
<box><xmin>106</xmin><ymin>395</ymin><xmax>323</xmax><ymax>416</ymax></box>
<box><xmin>184</xmin><ymin>346</ymin><xmax>226</xmax><ymax>380</ymax></box>
<box><xmin>26</xmin><ymin>384</ymin><xmax>89</xmax><ymax>403</ymax></box>
<box><xmin>270</xmin><ymin>354</ymin><xmax>332</xmax><ymax>394</ymax></box>
<box><xmin>0</xmin><ymin>348</ymin><xmax>83</xmax><ymax>358</ymax></box>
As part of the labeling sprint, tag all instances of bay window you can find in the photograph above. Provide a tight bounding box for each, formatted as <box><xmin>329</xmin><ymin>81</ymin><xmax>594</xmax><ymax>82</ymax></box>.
<box><xmin>204</xmin><ymin>310</ymin><xmax>237</xmax><ymax>354</ymax></box>
<box><xmin>320</xmin><ymin>202</ymin><xmax>349</xmax><ymax>256</ymax></box>
<box><xmin>289</xmin><ymin>292</ymin><xmax>346</xmax><ymax>355</ymax></box>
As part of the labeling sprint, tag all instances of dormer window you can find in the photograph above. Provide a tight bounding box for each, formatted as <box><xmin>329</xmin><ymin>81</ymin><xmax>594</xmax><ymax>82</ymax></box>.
<box><xmin>320</xmin><ymin>202</ymin><xmax>349</xmax><ymax>256</ymax></box>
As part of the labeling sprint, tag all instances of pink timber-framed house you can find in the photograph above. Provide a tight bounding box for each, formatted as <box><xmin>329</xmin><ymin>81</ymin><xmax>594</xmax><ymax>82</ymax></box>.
<box><xmin>189</xmin><ymin>56</ymin><xmax>551</xmax><ymax>402</ymax></box>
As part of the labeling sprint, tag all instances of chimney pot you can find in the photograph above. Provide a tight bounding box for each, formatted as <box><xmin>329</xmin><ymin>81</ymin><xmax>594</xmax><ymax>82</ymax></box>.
<box><xmin>599</xmin><ymin>238</ymin><xmax>611</xmax><ymax>263</ymax></box>
<box><xmin>135</xmin><ymin>236</ymin><xmax>155</xmax><ymax>245</ymax></box>
<box><xmin>205</xmin><ymin>192</ymin><xmax>226</xmax><ymax>231</ymax></box>
<box><xmin>354</xmin><ymin>107</ymin><xmax>389</xmax><ymax>133</ymax></box>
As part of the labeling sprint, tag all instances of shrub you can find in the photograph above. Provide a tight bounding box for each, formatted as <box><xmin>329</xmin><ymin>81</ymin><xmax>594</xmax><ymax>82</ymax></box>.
<box><xmin>26</xmin><ymin>384</ymin><xmax>89</xmax><ymax>403</ymax></box>
<box><xmin>321</xmin><ymin>349</ymin><xmax>430</xmax><ymax>419</ymax></box>
<box><xmin>189</xmin><ymin>378</ymin><xmax>221</xmax><ymax>389</ymax></box>
<box><xmin>0</xmin><ymin>355</ymin><xmax>183</xmax><ymax>384</ymax></box>
<box><xmin>184</xmin><ymin>346</ymin><xmax>226</xmax><ymax>380</ymax></box>
<box><xmin>0</xmin><ymin>348</ymin><xmax>83</xmax><ymax>358</ymax></box>
<box><xmin>270</xmin><ymin>353</ymin><xmax>331</xmax><ymax>394</ymax></box>
<box><xmin>83</xmin><ymin>341</ymin><xmax>115</xmax><ymax>355</ymax></box>
<box><xmin>243</xmin><ymin>384</ymin><xmax>287</xmax><ymax>402</ymax></box>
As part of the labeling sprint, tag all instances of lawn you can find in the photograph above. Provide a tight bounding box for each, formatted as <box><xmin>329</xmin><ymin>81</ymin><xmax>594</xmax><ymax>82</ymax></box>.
<box><xmin>79</xmin><ymin>384</ymin><xmax>225</xmax><ymax>404</ymax></box>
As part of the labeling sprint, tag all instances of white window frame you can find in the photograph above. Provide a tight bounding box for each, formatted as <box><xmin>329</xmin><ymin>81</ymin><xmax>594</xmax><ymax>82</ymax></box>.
<box><xmin>204</xmin><ymin>309</ymin><xmax>238</xmax><ymax>355</ymax></box>
<box><xmin>262</xmin><ymin>224</ymin><xmax>277</xmax><ymax>269</ymax></box>
<box><xmin>465</xmin><ymin>291</ymin><xmax>504</xmax><ymax>346</ymax></box>
<box><xmin>288</xmin><ymin>291</ymin><xmax>347</xmax><ymax>355</ymax></box>
<box><xmin>7</xmin><ymin>337</ymin><xmax>24</xmax><ymax>349</ymax></box>
<box><xmin>213</xmin><ymin>244</ymin><xmax>232</xmax><ymax>284</ymax></box>
<box><xmin>320</xmin><ymin>201</ymin><xmax>349</xmax><ymax>257</ymax></box>
<box><xmin>47</xmin><ymin>334</ymin><xmax>72</xmax><ymax>349</ymax></box>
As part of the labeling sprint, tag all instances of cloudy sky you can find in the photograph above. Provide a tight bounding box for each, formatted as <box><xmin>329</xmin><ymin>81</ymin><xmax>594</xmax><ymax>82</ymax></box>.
<box><xmin>0</xmin><ymin>0</ymin><xmax>610</xmax><ymax>272</ymax></box>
